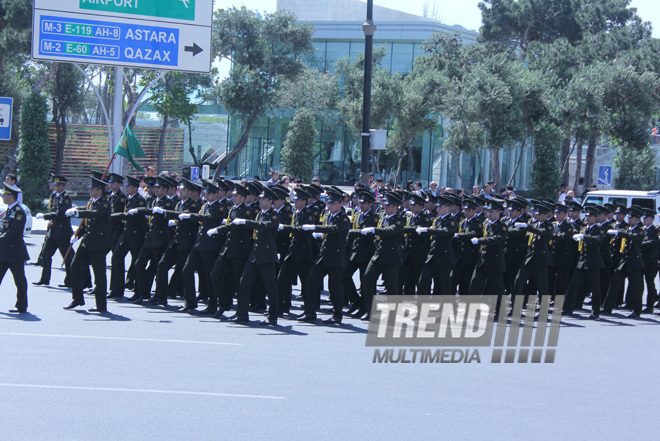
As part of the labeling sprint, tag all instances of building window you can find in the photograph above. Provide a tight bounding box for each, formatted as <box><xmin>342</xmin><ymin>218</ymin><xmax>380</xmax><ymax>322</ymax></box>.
<box><xmin>325</xmin><ymin>42</ymin><xmax>351</xmax><ymax>72</ymax></box>
<box><xmin>391</xmin><ymin>43</ymin><xmax>414</xmax><ymax>74</ymax></box>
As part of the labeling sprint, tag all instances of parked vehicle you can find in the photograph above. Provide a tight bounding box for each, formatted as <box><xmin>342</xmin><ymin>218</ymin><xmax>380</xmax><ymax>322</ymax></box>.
<box><xmin>583</xmin><ymin>190</ymin><xmax>660</xmax><ymax>224</ymax></box>
<box><xmin>0</xmin><ymin>202</ymin><xmax>32</xmax><ymax>235</ymax></box>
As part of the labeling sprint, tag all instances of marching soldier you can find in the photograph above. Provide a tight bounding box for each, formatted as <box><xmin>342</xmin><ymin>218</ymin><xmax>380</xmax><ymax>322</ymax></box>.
<box><xmin>640</xmin><ymin>209</ymin><xmax>659</xmax><ymax>313</ymax></box>
<box><xmin>298</xmin><ymin>188</ymin><xmax>351</xmax><ymax>324</ymax></box>
<box><xmin>400</xmin><ymin>193</ymin><xmax>432</xmax><ymax>295</ymax></box>
<box><xmin>33</xmin><ymin>175</ymin><xmax>74</xmax><ymax>287</ymax></box>
<box><xmin>454</xmin><ymin>198</ymin><xmax>483</xmax><ymax>296</ymax></box>
<box><xmin>503</xmin><ymin>198</ymin><xmax>528</xmax><ymax>295</ymax></box>
<box><xmin>609</xmin><ymin>205</ymin><xmax>629</xmax><ymax>307</ymax></box>
<box><xmin>108</xmin><ymin>176</ymin><xmax>147</xmax><ymax>299</ymax></box>
<box><xmin>548</xmin><ymin>204</ymin><xmax>574</xmax><ymax>299</ymax></box>
<box><xmin>0</xmin><ymin>183</ymin><xmax>29</xmax><ymax>313</ymax></box>
<box><xmin>64</xmin><ymin>177</ymin><xmax>112</xmax><ymax>312</ymax></box>
<box><xmin>106</xmin><ymin>173</ymin><xmax>127</xmax><ymax>253</ymax></box>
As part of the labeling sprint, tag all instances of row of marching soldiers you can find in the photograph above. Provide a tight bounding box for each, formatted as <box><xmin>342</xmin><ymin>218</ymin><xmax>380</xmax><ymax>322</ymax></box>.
<box><xmin>32</xmin><ymin>173</ymin><xmax>660</xmax><ymax>323</ymax></box>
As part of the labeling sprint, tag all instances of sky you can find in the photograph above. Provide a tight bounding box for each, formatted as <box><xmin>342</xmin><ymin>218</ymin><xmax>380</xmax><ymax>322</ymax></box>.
<box><xmin>213</xmin><ymin>0</ymin><xmax>660</xmax><ymax>37</ymax></box>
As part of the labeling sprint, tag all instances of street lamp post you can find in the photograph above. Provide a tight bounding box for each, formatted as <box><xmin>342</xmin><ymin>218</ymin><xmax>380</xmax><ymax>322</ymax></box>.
<box><xmin>360</xmin><ymin>0</ymin><xmax>376</xmax><ymax>185</ymax></box>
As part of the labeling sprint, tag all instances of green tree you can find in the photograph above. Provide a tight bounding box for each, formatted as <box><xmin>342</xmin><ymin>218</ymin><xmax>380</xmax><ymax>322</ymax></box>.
<box><xmin>530</xmin><ymin>121</ymin><xmax>562</xmax><ymax>198</ymax></box>
<box><xmin>211</xmin><ymin>7</ymin><xmax>313</xmax><ymax>176</ymax></box>
<box><xmin>614</xmin><ymin>145</ymin><xmax>657</xmax><ymax>190</ymax></box>
<box><xmin>280</xmin><ymin>107</ymin><xmax>317</xmax><ymax>181</ymax></box>
<box><xmin>17</xmin><ymin>91</ymin><xmax>51</xmax><ymax>209</ymax></box>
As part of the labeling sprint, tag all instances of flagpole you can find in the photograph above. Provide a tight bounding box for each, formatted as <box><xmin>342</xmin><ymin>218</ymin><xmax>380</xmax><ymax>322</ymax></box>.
<box><xmin>61</xmin><ymin>154</ymin><xmax>116</xmax><ymax>266</ymax></box>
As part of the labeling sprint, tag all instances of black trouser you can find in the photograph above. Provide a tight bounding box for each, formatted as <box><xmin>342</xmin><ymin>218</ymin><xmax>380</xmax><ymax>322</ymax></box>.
<box><xmin>342</xmin><ymin>260</ymin><xmax>368</xmax><ymax>308</ymax></box>
<box><xmin>71</xmin><ymin>246</ymin><xmax>108</xmax><ymax>309</ymax></box>
<box><xmin>39</xmin><ymin>237</ymin><xmax>73</xmax><ymax>283</ymax></box>
<box><xmin>250</xmin><ymin>277</ymin><xmax>266</xmax><ymax>309</ymax></box>
<box><xmin>109</xmin><ymin>242</ymin><xmax>141</xmax><ymax>297</ymax></box>
<box><xmin>305</xmin><ymin>264</ymin><xmax>344</xmax><ymax>318</ymax></box>
<box><xmin>418</xmin><ymin>263</ymin><xmax>452</xmax><ymax>296</ymax></box>
<box><xmin>0</xmin><ymin>261</ymin><xmax>28</xmax><ymax>311</ymax></box>
<box><xmin>513</xmin><ymin>265</ymin><xmax>548</xmax><ymax>305</ymax></box>
<box><xmin>504</xmin><ymin>261</ymin><xmax>522</xmax><ymax>296</ymax></box>
<box><xmin>182</xmin><ymin>249</ymin><xmax>217</xmax><ymax>308</ymax></box>
<box><xmin>468</xmin><ymin>268</ymin><xmax>504</xmax><ymax>296</ymax></box>
<box><xmin>277</xmin><ymin>260</ymin><xmax>311</xmax><ymax>312</ymax></box>
<box><xmin>604</xmin><ymin>269</ymin><xmax>643</xmax><ymax>314</ymax></box>
<box><xmin>235</xmin><ymin>262</ymin><xmax>278</xmax><ymax>320</ymax></box>
<box><xmin>564</xmin><ymin>268</ymin><xmax>600</xmax><ymax>314</ymax></box>
<box><xmin>400</xmin><ymin>258</ymin><xmax>424</xmax><ymax>296</ymax></box>
<box><xmin>548</xmin><ymin>266</ymin><xmax>569</xmax><ymax>298</ymax></box>
<box><xmin>599</xmin><ymin>265</ymin><xmax>611</xmax><ymax>306</ymax></box>
<box><xmin>211</xmin><ymin>256</ymin><xmax>247</xmax><ymax>311</ymax></box>
<box><xmin>154</xmin><ymin>247</ymin><xmax>190</xmax><ymax>302</ymax></box>
<box><xmin>362</xmin><ymin>261</ymin><xmax>399</xmax><ymax>312</ymax></box>
<box><xmin>134</xmin><ymin>246</ymin><xmax>165</xmax><ymax>299</ymax></box>
<box><xmin>458</xmin><ymin>263</ymin><xmax>476</xmax><ymax>296</ymax></box>
<box><xmin>643</xmin><ymin>268</ymin><xmax>658</xmax><ymax>308</ymax></box>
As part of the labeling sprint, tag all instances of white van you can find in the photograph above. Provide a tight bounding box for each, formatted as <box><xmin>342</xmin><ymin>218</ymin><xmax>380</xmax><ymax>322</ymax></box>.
<box><xmin>583</xmin><ymin>190</ymin><xmax>660</xmax><ymax>223</ymax></box>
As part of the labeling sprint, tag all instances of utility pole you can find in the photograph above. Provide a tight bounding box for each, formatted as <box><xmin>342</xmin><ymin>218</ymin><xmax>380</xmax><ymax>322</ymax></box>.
<box><xmin>360</xmin><ymin>0</ymin><xmax>376</xmax><ymax>185</ymax></box>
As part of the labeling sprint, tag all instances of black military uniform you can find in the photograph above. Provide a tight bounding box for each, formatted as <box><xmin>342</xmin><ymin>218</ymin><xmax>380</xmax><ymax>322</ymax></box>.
<box><xmin>230</xmin><ymin>187</ymin><xmax>281</xmax><ymax>325</ymax></box>
<box><xmin>106</xmin><ymin>173</ymin><xmax>127</xmax><ymax>253</ymax></box>
<box><xmin>548</xmin><ymin>204</ymin><xmax>575</xmax><ymax>299</ymax></box>
<box><xmin>503</xmin><ymin>199</ymin><xmax>528</xmax><ymax>295</ymax></box>
<box><xmin>0</xmin><ymin>183</ymin><xmax>29</xmax><ymax>313</ymax></box>
<box><xmin>34</xmin><ymin>176</ymin><xmax>74</xmax><ymax>286</ymax></box>
<box><xmin>278</xmin><ymin>187</ymin><xmax>316</xmax><ymax>314</ymax></box>
<box><xmin>181</xmin><ymin>181</ymin><xmax>227</xmax><ymax>312</ymax></box>
<box><xmin>563</xmin><ymin>206</ymin><xmax>604</xmax><ymax>317</ymax></box>
<box><xmin>468</xmin><ymin>200</ymin><xmax>507</xmax><ymax>300</ymax></box>
<box><xmin>603</xmin><ymin>207</ymin><xmax>645</xmax><ymax>317</ymax></box>
<box><xmin>108</xmin><ymin>176</ymin><xmax>148</xmax><ymax>298</ymax></box>
<box><xmin>360</xmin><ymin>192</ymin><xmax>405</xmax><ymax>318</ymax></box>
<box><xmin>609</xmin><ymin>206</ymin><xmax>630</xmax><ymax>307</ymax></box>
<box><xmin>299</xmin><ymin>189</ymin><xmax>351</xmax><ymax>323</ymax></box>
<box><xmin>400</xmin><ymin>193</ymin><xmax>433</xmax><ymax>295</ymax></box>
<box><xmin>455</xmin><ymin>200</ymin><xmax>483</xmax><ymax>296</ymax></box>
<box><xmin>640</xmin><ymin>209</ymin><xmax>659</xmax><ymax>313</ymax></box>
<box><xmin>65</xmin><ymin>177</ymin><xmax>112</xmax><ymax>312</ymax></box>
<box><xmin>418</xmin><ymin>196</ymin><xmax>458</xmax><ymax>296</ymax></box>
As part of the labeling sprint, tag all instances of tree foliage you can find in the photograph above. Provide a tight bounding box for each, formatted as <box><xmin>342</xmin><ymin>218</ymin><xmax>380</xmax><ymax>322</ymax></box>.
<box><xmin>280</xmin><ymin>107</ymin><xmax>317</xmax><ymax>181</ymax></box>
<box><xmin>17</xmin><ymin>91</ymin><xmax>51</xmax><ymax>209</ymax></box>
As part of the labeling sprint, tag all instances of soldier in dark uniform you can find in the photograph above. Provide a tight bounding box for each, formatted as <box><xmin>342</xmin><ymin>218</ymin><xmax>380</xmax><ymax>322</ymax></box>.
<box><xmin>399</xmin><ymin>193</ymin><xmax>432</xmax><ymax>295</ymax></box>
<box><xmin>64</xmin><ymin>177</ymin><xmax>112</xmax><ymax>312</ymax></box>
<box><xmin>455</xmin><ymin>199</ymin><xmax>483</xmax><ymax>296</ymax></box>
<box><xmin>603</xmin><ymin>206</ymin><xmax>645</xmax><ymax>318</ymax></box>
<box><xmin>609</xmin><ymin>205</ymin><xmax>629</xmax><ymax>307</ymax></box>
<box><xmin>130</xmin><ymin>177</ymin><xmax>175</xmax><ymax>304</ymax></box>
<box><xmin>467</xmin><ymin>199</ymin><xmax>507</xmax><ymax>311</ymax></box>
<box><xmin>566</xmin><ymin>201</ymin><xmax>585</xmax><ymax>280</ymax></box>
<box><xmin>417</xmin><ymin>195</ymin><xmax>458</xmax><ymax>296</ymax></box>
<box><xmin>548</xmin><ymin>204</ymin><xmax>574</xmax><ymax>299</ymax></box>
<box><xmin>344</xmin><ymin>190</ymin><xmax>378</xmax><ymax>317</ymax></box>
<box><xmin>33</xmin><ymin>176</ymin><xmax>74</xmax><ymax>286</ymax></box>
<box><xmin>108</xmin><ymin>176</ymin><xmax>147</xmax><ymax>299</ymax></box>
<box><xmin>309</xmin><ymin>183</ymin><xmax>327</xmax><ymax>217</ymax></box>
<box><xmin>298</xmin><ymin>188</ymin><xmax>351</xmax><ymax>324</ymax></box>
<box><xmin>277</xmin><ymin>187</ymin><xmax>315</xmax><ymax>315</ymax></box>
<box><xmin>271</xmin><ymin>185</ymin><xmax>293</xmax><ymax>265</ymax></box>
<box><xmin>640</xmin><ymin>209</ymin><xmax>659</xmax><ymax>313</ymax></box>
<box><xmin>0</xmin><ymin>183</ymin><xmax>29</xmax><ymax>313</ymax></box>
<box><xmin>31</xmin><ymin>177</ymin><xmax>56</xmax><ymax>267</ymax></box>
<box><xmin>208</xmin><ymin>184</ymin><xmax>255</xmax><ymax>315</ymax></box>
<box><xmin>563</xmin><ymin>206</ymin><xmax>604</xmax><ymax>318</ymax></box>
<box><xmin>512</xmin><ymin>202</ymin><xmax>554</xmax><ymax>305</ymax></box>
<box><xmin>180</xmin><ymin>181</ymin><xmax>227</xmax><ymax>313</ymax></box>
<box><xmin>359</xmin><ymin>192</ymin><xmax>405</xmax><ymax>320</ymax></box>
<box><xmin>150</xmin><ymin>178</ymin><xmax>201</xmax><ymax>306</ymax></box>
<box><xmin>106</xmin><ymin>173</ymin><xmax>127</xmax><ymax>253</ymax></box>
<box><xmin>503</xmin><ymin>198</ymin><xmax>528</xmax><ymax>295</ymax></box>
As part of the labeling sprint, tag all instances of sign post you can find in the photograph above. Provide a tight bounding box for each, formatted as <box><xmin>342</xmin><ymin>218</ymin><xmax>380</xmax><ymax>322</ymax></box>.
<box><xmin>0</xmin><ymin>97</ymin><xmax>12</xmax><ymax>141</ymax></box>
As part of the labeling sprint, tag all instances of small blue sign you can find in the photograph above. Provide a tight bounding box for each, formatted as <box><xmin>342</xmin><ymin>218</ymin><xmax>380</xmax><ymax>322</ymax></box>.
<box><xmin>598</xmin><ymin>165</ymin><xmax>612</xmax><ymax>186</ymax></box>
<box><xmin>0</xmin><ymin>97</ymin><xmax>12</xmax><ymax>141</ymax></box>
<box><xmin>190</xmin><ymin>167</ymin><xmax>200</xmax><ymax>181</ymax></box>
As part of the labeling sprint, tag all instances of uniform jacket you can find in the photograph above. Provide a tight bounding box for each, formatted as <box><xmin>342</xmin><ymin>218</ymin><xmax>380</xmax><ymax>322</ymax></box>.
<box><xmin>371</xmin><ymin>212</ymin><xmax>405</xmax><ymax>265</ymax></box>
<box><xmin>77</xmin><ymin>197</ymin><xmax>112</xmax><ymax>251</ymax></box>
<box><xmin>456</xmin><ymin>216</ymin><xmax>483</xmax><ymax>265</ymax></box>
<box><xmin>474</xmin><ymin>218</ymin><xmax>507</xmax><ymax>272</ymax></box>
<box><xmin>522</xmin><ymin>219</ymin><xmax>553</xmax><ymax>267</ymax></box>
<box><xmin>576</xmin><ymin>224</ymin><xmax>604</xmax><ymax>270</ymax></box>
<box><xmin>641</xmin><ymin>225</ymin><xmax>659</xmax><ymax>271</ymax></box>
<box><xmin>505</xmin><ymin>215</ymin><xmax>528</xmax><ymax>266</ymax></box>
<box><xmin>109</xmin><ymin>190</ymin><xmax>127</xmax><ymax>243</ymax></box>
<box><xmin>281</xmin><ymin>206</ymin><xmax>316</xmax><ymax>263</ymax></box>
<box><xmin>616</xmin><ymin>222</ymin><xmax>645</xmax><ymax>272</ymax></box>
<box><xmin>244</xmin><ymin>208</ymin><xmax>279</xmax><ymax>264</ymax></box>
<box><xmin>217</xmin><ymin>203</ymin><xmax>255</xmax><ymax>260</ymax></box>
<box><xmin>275</xmin><ymin>204</ymin><xmax>293</xmax><ymax>256</ymax></box>
<box><xmin>190</xmin><ymin>200</ymin><xmax>227</xmax><ymax>252</ymax></box>
<box><xmin>137</xmin><ymin>196</ymin><xmax>175</xmax><ymax>249</ymax></box>
<box><xmin>113</xmin><ymin>193</ymin><xmax>148</xmax><ymax>249</ymax></box>
<box><xmin>164</xmin><ymin>198</ymin><xmax>202</xmax><ymax>251</ymax></box>
<box><xmin>402</xmin><ymin>211</ymin><xmax>433</xmax><ymax>264</ymax></box>
<box><xmin>0</xmin><ymin>203</ymin><xmax>29</xmax><ymax>262</ymax></box>
<box><xmin>42</xmin><ymin>190</ymin><xmax>73</xmax><ymax>241</ymax></box>
<box><xmin>314</xmin><ymin>209</ymin><xmax>350</xmax><ymax>268</ymax></box>
<box><xmin>425</xmin><ymin>213</ymin><xmax>458</xmax><ymax>266</ymax></box>
<box><xmin>550</xmin><ymin>220</ymin><xmax>574</xmax><ymax>268</ymax></box>
<box><xmin>347</xmin><ymin>208</ymin><xmax>378</xmax><ymax>263</ymax></box>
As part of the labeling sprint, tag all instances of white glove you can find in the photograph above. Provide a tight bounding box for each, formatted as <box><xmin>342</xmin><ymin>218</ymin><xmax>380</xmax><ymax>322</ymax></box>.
<box><xmin>607</xmin><ymin>229</ymin><xmax>618</xmax><ymax>236</ymax></box>
<box><xmin>168</xmin><ymin>220</ymin><xmax>176</xmax><ymax>227</ymax></box>
<box><xmin>454</xmin><ymin>233</ymin><xmax>459</xmax><ymax>238</ymax></box>
<box><xmin>302</xmin><ymin>224</ymin><xmax>316</xmax><ymax>231</ymax></box>
<box><xmin>416</xmin><ymin>227</ymin><xmax>428</xmax><ymax>234</ymax></box>
<box><xmin>572</xmin><ymin>234</ymin><xmax>584</xmax><ymax>242</ymax></box>
<box><xmin>312</xmin><ymin>232</ymin><xmax>323</xmax><ymax>239</ymax></box>
<box><xmin>278</xmin><ymin>224</ymin><xmax>284</xmax><ymax>231</ymax></box>
<box><xmin>179</xmin><ymin>213</ymin><xmax>191</xmax><ymax>220</ymax></box>
<box><xmin>207</xmin><ymin>228</ymin><xmax>218</xmax><ymax>237</ymax></box>
<box><xmin>65</xmin><ymin>208</ymin><xmax>78</xmax><ymax>217</ymax></box>
<box><xmin>128</xmin><ymin>208</ymin><xmax>138</xmax><ymax>215</ymax></box>
<box><xmin>514</xmin><ymin>222</ymin><xmax>528</xmax><ymax>228</ymax></box>
<box><xmin>233</xmin><ymin>218</ymin><xmax>246</xmax><ymax>225</ymax></box>
<box><xmin>36</xmin><ymin>213</ymin><xmax>44</xmax><ymax>220</ymax></box>
<box><xmin>361</xmin><ymin>227</ymin><xmax>375</xmax><ymax>235</ymax></box>
<box><xmin>70</xmin><ymin>235</ymin><xmax>79</xmax><ymax>244</ymax></box>
<box><xmin>470</xmin><ymin>237</ymin><xmax>479</xmax><ymax>245</ymax></box>
<box><xmin>222</xmin><ymin>219</ymin><xmax>227</xmax><ymax>225</ymax></box>
<box><xmin>152</xmin><ymin>206</ymin><xmax>164</xmax><ymax>214</ymax></box>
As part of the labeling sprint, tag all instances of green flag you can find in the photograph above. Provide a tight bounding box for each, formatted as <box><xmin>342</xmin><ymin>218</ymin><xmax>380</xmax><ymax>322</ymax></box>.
<box><xmin>114</xmin><ymin>125</ymin><xmax>146</xmax><ymax>172</ymax></box>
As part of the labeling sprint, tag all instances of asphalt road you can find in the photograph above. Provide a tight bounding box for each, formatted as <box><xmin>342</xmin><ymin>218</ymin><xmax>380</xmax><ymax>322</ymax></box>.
<box><xmin>0</xmin><ymin>219</ymin><xmax>658</xmax><ymax>440</ymax></box>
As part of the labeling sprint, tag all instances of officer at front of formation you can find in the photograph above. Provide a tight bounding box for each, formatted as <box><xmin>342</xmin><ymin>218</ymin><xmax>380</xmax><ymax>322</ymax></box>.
<box><xmin>298</xmin><ymin>187</ymin><xmax>351</xmax><ymax>324</ymax></box>
<box><xmin>0</xmin><ymin>183</ymin><xmax>29</xmax><ymax>313</ymax></box>
<box><xmin>64</xmin><ymin>177</ymin><xmax>112</xmax><ymax>312</ymax></box>
<box><xmin>33</xmin><ymin>175</ymin><xmax>74</xmax><ymax>287</ymax></box>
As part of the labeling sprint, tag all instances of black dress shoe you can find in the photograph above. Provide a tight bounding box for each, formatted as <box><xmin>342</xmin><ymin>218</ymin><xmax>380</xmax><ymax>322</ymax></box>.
<box><xmin>130</xmin><ymin>296</ymin><xmax>145</xmax><ymax>304</ymax></box>
<box><xmin>350</xmin><ymin>308</ymin><xmax>366</xmax><ymax>318</ymax></box>
<box><xmin>126</xmin><ymin>294</ymin><xmax>140</xmax><ymax>302</ymax></box>
<box><xmin>260</xmin><ymin>318</ymin><xmax>278</xmax><ymax>326</ymax></box>
<box><xmin>228</xmin><ymin>314</ymin><xmax>249</xmax><ymax>324</ymax></box>
<box><xmin>249</xmin><ymin>304</ymin><xmax>267</xmax><ymax>313</ymax></box>
<box><xmin>601</xmin><ymin>309</ymin><xmax>612</xmax><ymax>315</ymax></box>
<box><xmin>107</xmin><ymin>292</ymin><xmax>124</xmax><ymax>299</ymax></box>
<box><xmin>346</xmin><ymin>304</ymin><xmax>359</xmax><ymax>315</ymax></box>
<box><xmin>297</xmin><ymin>314</ymin><xmax>317</xmax><ymax>323</ymax></box>
<box><xmin>212</xmin><ymin>308</ymin><xmax>228</xmax><ymax>318</ymax></box>
<box><xmin>360</xmin><ymin>312</ymin><xmax>371</xmax><ymax>321</ymax></box>
<box><xmin>8</xmin><ymin>308</ymin><xmax>26</xmax><ymax>313</ymax></box>
<box><xmin>57</xmin><ymin>284</ymin><xmax>71</xmax><ymax>288</ymax></box>
<box><xmin>324</xmin><ymin>316</ymin><xmax>342</xmax><ymax>324</ymax></box>
<box><xmin>178</xmin><ymin>304</ymin><xmax>197</xmax><ymax>312</ymax></box>
<box><xmin>588</xmin><ymin>313</ymin><xmax>600</xmax><ymax>320</ymax></box>
<box><xmin>88</xmin><ymin>307</ymin><xmax>107</xmax><ymax>313</ymax></box>
<box><xmin>29</xmin><ymin>261</ymin><xmax>42</xmax><ymax>266</ymax></box>
<box><xmin>147</xmin><ymin>298</ymin><xmax>167</xmax><ymax>306</ymax></box>
<box><xmin>642</xmin><ymin>307</ymin><xmax>654</xmax><ymax>314</ymax></box>
<box><xmin>628</xmin><ymin>312</ymin><xmax>641</xmax><ymax>318</ymax></box>
<box><xmin>32</xmin><ymin>280</ymin><xmax>48</xmax><ymax>286</ymax></box>
<box><xmin>63</xmin><ymin>301</ymin><xmax>85</xmax><ymax>310</ymax></box>
<box><xmin>199</xmin><ymin>307</ymin><xmax>218</xmax><ymax>315</ymax></box>
<box><xmin>125</xmin><ymin>282</ymin><xmax>134</xmax><ymax>290</ymax></box>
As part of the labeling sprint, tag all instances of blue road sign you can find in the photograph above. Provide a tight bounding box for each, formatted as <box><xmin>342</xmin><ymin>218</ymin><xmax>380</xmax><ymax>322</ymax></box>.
<box><xmin>190</xmin><ymin>167</ymin><xmax>200</xmax><ymax>181</ymax></box>
<box><xmin>598</xmin><ymin>165</ymin><xmax>612</xmax><ymax>186</ymax></box>
<box><xmin>0</xmin><ymin>97</ymin><xmax>13</xmax><ymax>141</ymax></box>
